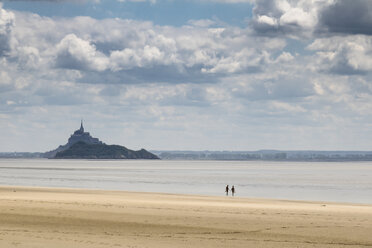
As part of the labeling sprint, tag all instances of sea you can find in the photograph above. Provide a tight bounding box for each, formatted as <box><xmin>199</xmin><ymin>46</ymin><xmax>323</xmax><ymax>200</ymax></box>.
<box><xmin>1</xmin><ymin>159</ymin><xmax>372</xmax><ymax>204</ymax></box>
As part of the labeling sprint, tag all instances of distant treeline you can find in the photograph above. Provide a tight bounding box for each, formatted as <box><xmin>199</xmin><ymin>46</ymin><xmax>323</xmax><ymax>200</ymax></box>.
<box><xmin>0</xmin><ymin>152</ymin><xmax>44</xmax><ymax>158</ymax></box>
<box><xmin>153</xmin><ymin>150</ymin><xmax>372</xmax><ymax>161</ymax></box>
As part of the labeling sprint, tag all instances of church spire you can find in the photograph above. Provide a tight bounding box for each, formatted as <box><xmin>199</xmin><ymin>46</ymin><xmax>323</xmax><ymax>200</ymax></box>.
<box><xmin>80</xmin><ymin>119</ymin><xmax>84</xmax><ymax>132</ymax></box>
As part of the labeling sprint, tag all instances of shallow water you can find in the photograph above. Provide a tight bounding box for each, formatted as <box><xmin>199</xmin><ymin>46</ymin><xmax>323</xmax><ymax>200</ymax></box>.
<box><xmin>1</xmin><ymin>159</ymin><xmax>372</xmax><ymax>204</ymax></box>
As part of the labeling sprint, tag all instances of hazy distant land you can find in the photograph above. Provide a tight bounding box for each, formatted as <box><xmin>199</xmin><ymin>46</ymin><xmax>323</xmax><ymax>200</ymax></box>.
<box><xmin>1</xmin><ymin>121</ymin><xmax>371</xmax><ymax>161</ymax></box>
<box><xmin>3</xmin><ymin>150</ymin><xmax>372</xmax><ymax>161</ymax></box>
<box><xmin>155</xmin><ymin>150</ymin><xmax>372</xmax><ymax>161</ymax></box>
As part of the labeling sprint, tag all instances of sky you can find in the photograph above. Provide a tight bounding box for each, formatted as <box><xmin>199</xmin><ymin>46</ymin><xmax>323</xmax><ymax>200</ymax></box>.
<box><xmin>1</xmin><ymin>0</ymin><xmax>372</xmax><ymax>152</ymax></box>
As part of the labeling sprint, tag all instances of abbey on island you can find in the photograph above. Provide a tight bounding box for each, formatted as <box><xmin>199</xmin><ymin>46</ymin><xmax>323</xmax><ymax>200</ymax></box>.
<box><xmin>44</xmin><ymin>121</ymin><xmax>158</xmax><ymax>159</ymax></box>
<box><xmin>68</xmin><ymin>120</ymin><xmax>103</xmax><ymax>146</ymax></box>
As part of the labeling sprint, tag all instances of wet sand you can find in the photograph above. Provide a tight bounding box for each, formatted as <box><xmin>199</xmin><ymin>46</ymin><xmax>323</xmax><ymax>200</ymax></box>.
<box><xmin>0</xmin><ymin>186</ymin><xmax>371</xmax><ymax>248</ymax></box>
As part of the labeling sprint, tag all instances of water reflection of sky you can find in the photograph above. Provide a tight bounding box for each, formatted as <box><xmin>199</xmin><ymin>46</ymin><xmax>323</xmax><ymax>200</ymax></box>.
<box><xmin>1</xmin><ymin>159</ymin><xmax>372</xmax><ymax>204</ymax></box>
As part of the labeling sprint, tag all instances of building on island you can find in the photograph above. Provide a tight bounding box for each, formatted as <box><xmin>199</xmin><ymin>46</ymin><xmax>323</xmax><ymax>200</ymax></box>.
<box><xmin>44</xmin><ymin>120</ymin><xmax>103</xmax><ymax>158</ymax></box>
<box><xmin>68</xmin><ymin>120</ymin><xmax>103</xmax><ymax>146</ymax></box>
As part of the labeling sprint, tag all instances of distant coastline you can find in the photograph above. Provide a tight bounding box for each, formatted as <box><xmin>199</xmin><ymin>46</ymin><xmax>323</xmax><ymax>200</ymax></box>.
<box><xmin>153</xmin><ymin>150</ymin><xmax>372</xmax><ymax>161</ymax></box>
<box><xmin>3</xmin><ymin>150</ymin><xmax>372</xmax><ymax>161</ymax></box>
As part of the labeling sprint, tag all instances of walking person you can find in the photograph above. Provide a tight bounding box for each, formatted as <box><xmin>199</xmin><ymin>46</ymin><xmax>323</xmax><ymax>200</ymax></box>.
<box><xmin>231</xmin><ymin>185</ymin><xmax>235</xmax><ymax>196</ymax></box>
<box><xmin>225</xmin><ymin>185</ymin><xmax>229</xmax><ymax>196</ymax></box>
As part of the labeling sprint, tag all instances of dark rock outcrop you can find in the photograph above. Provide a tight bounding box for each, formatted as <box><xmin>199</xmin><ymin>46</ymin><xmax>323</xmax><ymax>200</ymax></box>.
<box><xmin>54</xmin><ymin>141</ymin><xmax>159</xmax><ymax>159</ymax></box>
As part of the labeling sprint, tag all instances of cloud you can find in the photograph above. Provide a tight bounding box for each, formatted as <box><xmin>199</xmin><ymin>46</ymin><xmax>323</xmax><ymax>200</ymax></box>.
<box><xmin>117</xmin><ymin>0</ymin><xmax>255</xmax><ymax>3</ymax></box>
<box><xmin>1</xmin><ymin>0</ymin><xmax>252</xmax><ymax>2</ymax></box>
<box><xmin>250</xmin><ymin>0</ymin><xmax>372</xmax><ymax>38</ymax></box>
<box><xmin>0</xmin><ymin>70</ymin><xmax>13</xmax><ymax>92</ymax></box>
<box><xmin>0</xmin><ymin>3</ymin><xmax>15</xmax><ymax>56</ymax></box>
<box><xmin>191</xmin><ymin>0</ymin><xmax>254</xmax><ymax>2</ymax></box>
<box><xmin>308</xmin><ymin>35</ymin><xmax>372</xmax><ymax>75</ymax></box>
<box><xmin>117</xmin><ymin>0</ymin><xmax>156</xmax><ymax>3</ymax></box>
<box><xmin>318</xmin><ymin>0</ymin><xmax>372</xmax><ymax>35</ymax></box>
<box><xmin>188</xmin><ymin>19</ymin><xmax>216</xmax><ymax>28</ymax></box>
<box><xmin>7</xmin><ymin>11</ymin><xmax>286</xmax><ymax>84</ymax></box>
<box><xmin>231</xmin><ymin>74</ymin><xmax>315</xmax><ymax>101</ymax></box>
<box><xmin>3</xmin><ymin>2</ymin><xmax>372</xmax><ymax>151</ymax></box>
<box><xmin>251</xmin><ymin>0</ymin><xmax>327</xmax><ymax>38</ymax></box>
<box><xmin>109</xmin><ymin>45</ymin><xmax>166</xmax><ymax>71</ymax></box>
<box><xmin>15</xmin><ymin>46</ymin><xmax>41</xmax><ymax>70</ymax></box>
<box><xmin>55</xmin><ymin>33</ymin><xmax>109</xmax><ymax>71</ymax></box>
<box><xmin>0</xmin><ymin>0</ymin><xmax>95</xmax><ymax>2</ymax></box>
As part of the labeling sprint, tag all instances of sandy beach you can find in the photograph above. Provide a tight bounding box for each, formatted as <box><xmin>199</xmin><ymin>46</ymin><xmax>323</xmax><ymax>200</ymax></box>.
<box><xmin>0</xmin><ymin>186</ymin><xmax>371</xmax><ymax>248</ymax></box>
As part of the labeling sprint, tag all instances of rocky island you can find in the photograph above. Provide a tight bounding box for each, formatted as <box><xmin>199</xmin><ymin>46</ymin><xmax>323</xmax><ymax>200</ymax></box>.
<box><xmin>44</xmin><ymin>121</ymin><xmax>158</xmax><ymax>159</ymax></box>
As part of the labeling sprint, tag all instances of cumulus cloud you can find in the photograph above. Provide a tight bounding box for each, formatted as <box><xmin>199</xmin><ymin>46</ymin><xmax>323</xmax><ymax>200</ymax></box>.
<box><xmin>191</xmin><ymin>0</ymin><xmax>253</xmax><ymax>2</ymax></box>
<box><xmin>0</xmin><ymin>3</ymin><xmax>15</xmax><ymax>56</ymax></box>
<box><xmin>6</xmin><ymin>11</ymin><xmax>288</xmax><ymax>84</ymax></box>
<box><xmin>0</xmin><ymin>2</ymin><xmax>294</xmax><ymax>83</ymax></box>
<box><xmin>117</xmin><ymin>0</ymin><xmax>254</xmax><ymax>3</ymax></box>
<box><xmin>251</xmin><ymin>0</ymin><xmax>372</xmax><ymax>38</ymax></box>
<box><xmin>0</xmin><ymin>70</ymin><xmax>13</xmax><ymax>92</ymax></box>
<box><xmin>319</xmin><ymin>0</ymin><xmax>372</xmax><ymax>35</ymax></box>
<box><xmin>248</xmin><ymin>0</ymin><xmax>372</xmax><ymax>77</ymax></box>
<box><xmin>275</xmin><ymin>51</ymin><xmax>294</xmax><ymax>63</ymax></box>
<box><xmin>117</xmin><ymin>0</ymin><xmax>156</xmax><ymax>3</ymax></box>
<box><xmin>15</xmin><ymin>46</ymin><xmax>41</xmax><ymax>70</ymax></box>
<box><xmin>188</xmin><ymin>19</ymin><xmax>216</xmax><ymax>28</ymax></box>
<box><xmin>55</xmin><ymin>33</ymin><xmax>109</xmax><ymax>71</ymax></box>
<box><xmin>110</xmin><ymin>45</ymin><xmax>166</xmax><ymax>71</ymax></box>
<box><xmin>231</xmin><ymin>74</ymin><xmax>314</xmax><ymax>101</ymax></box>
<box><xmin>251</xmin><ymin>0</ymin><xmax>328</xmax><ymax>38</ymax></box>
<box><xmin>308</xmin><ymin>35</ymin><xmax>372</xmax><ymax>75</ymax></box>
<box><xmin>1</xmin><ymin>0</ymin><xmax>97</xmax><ymax>2</ymax></box>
